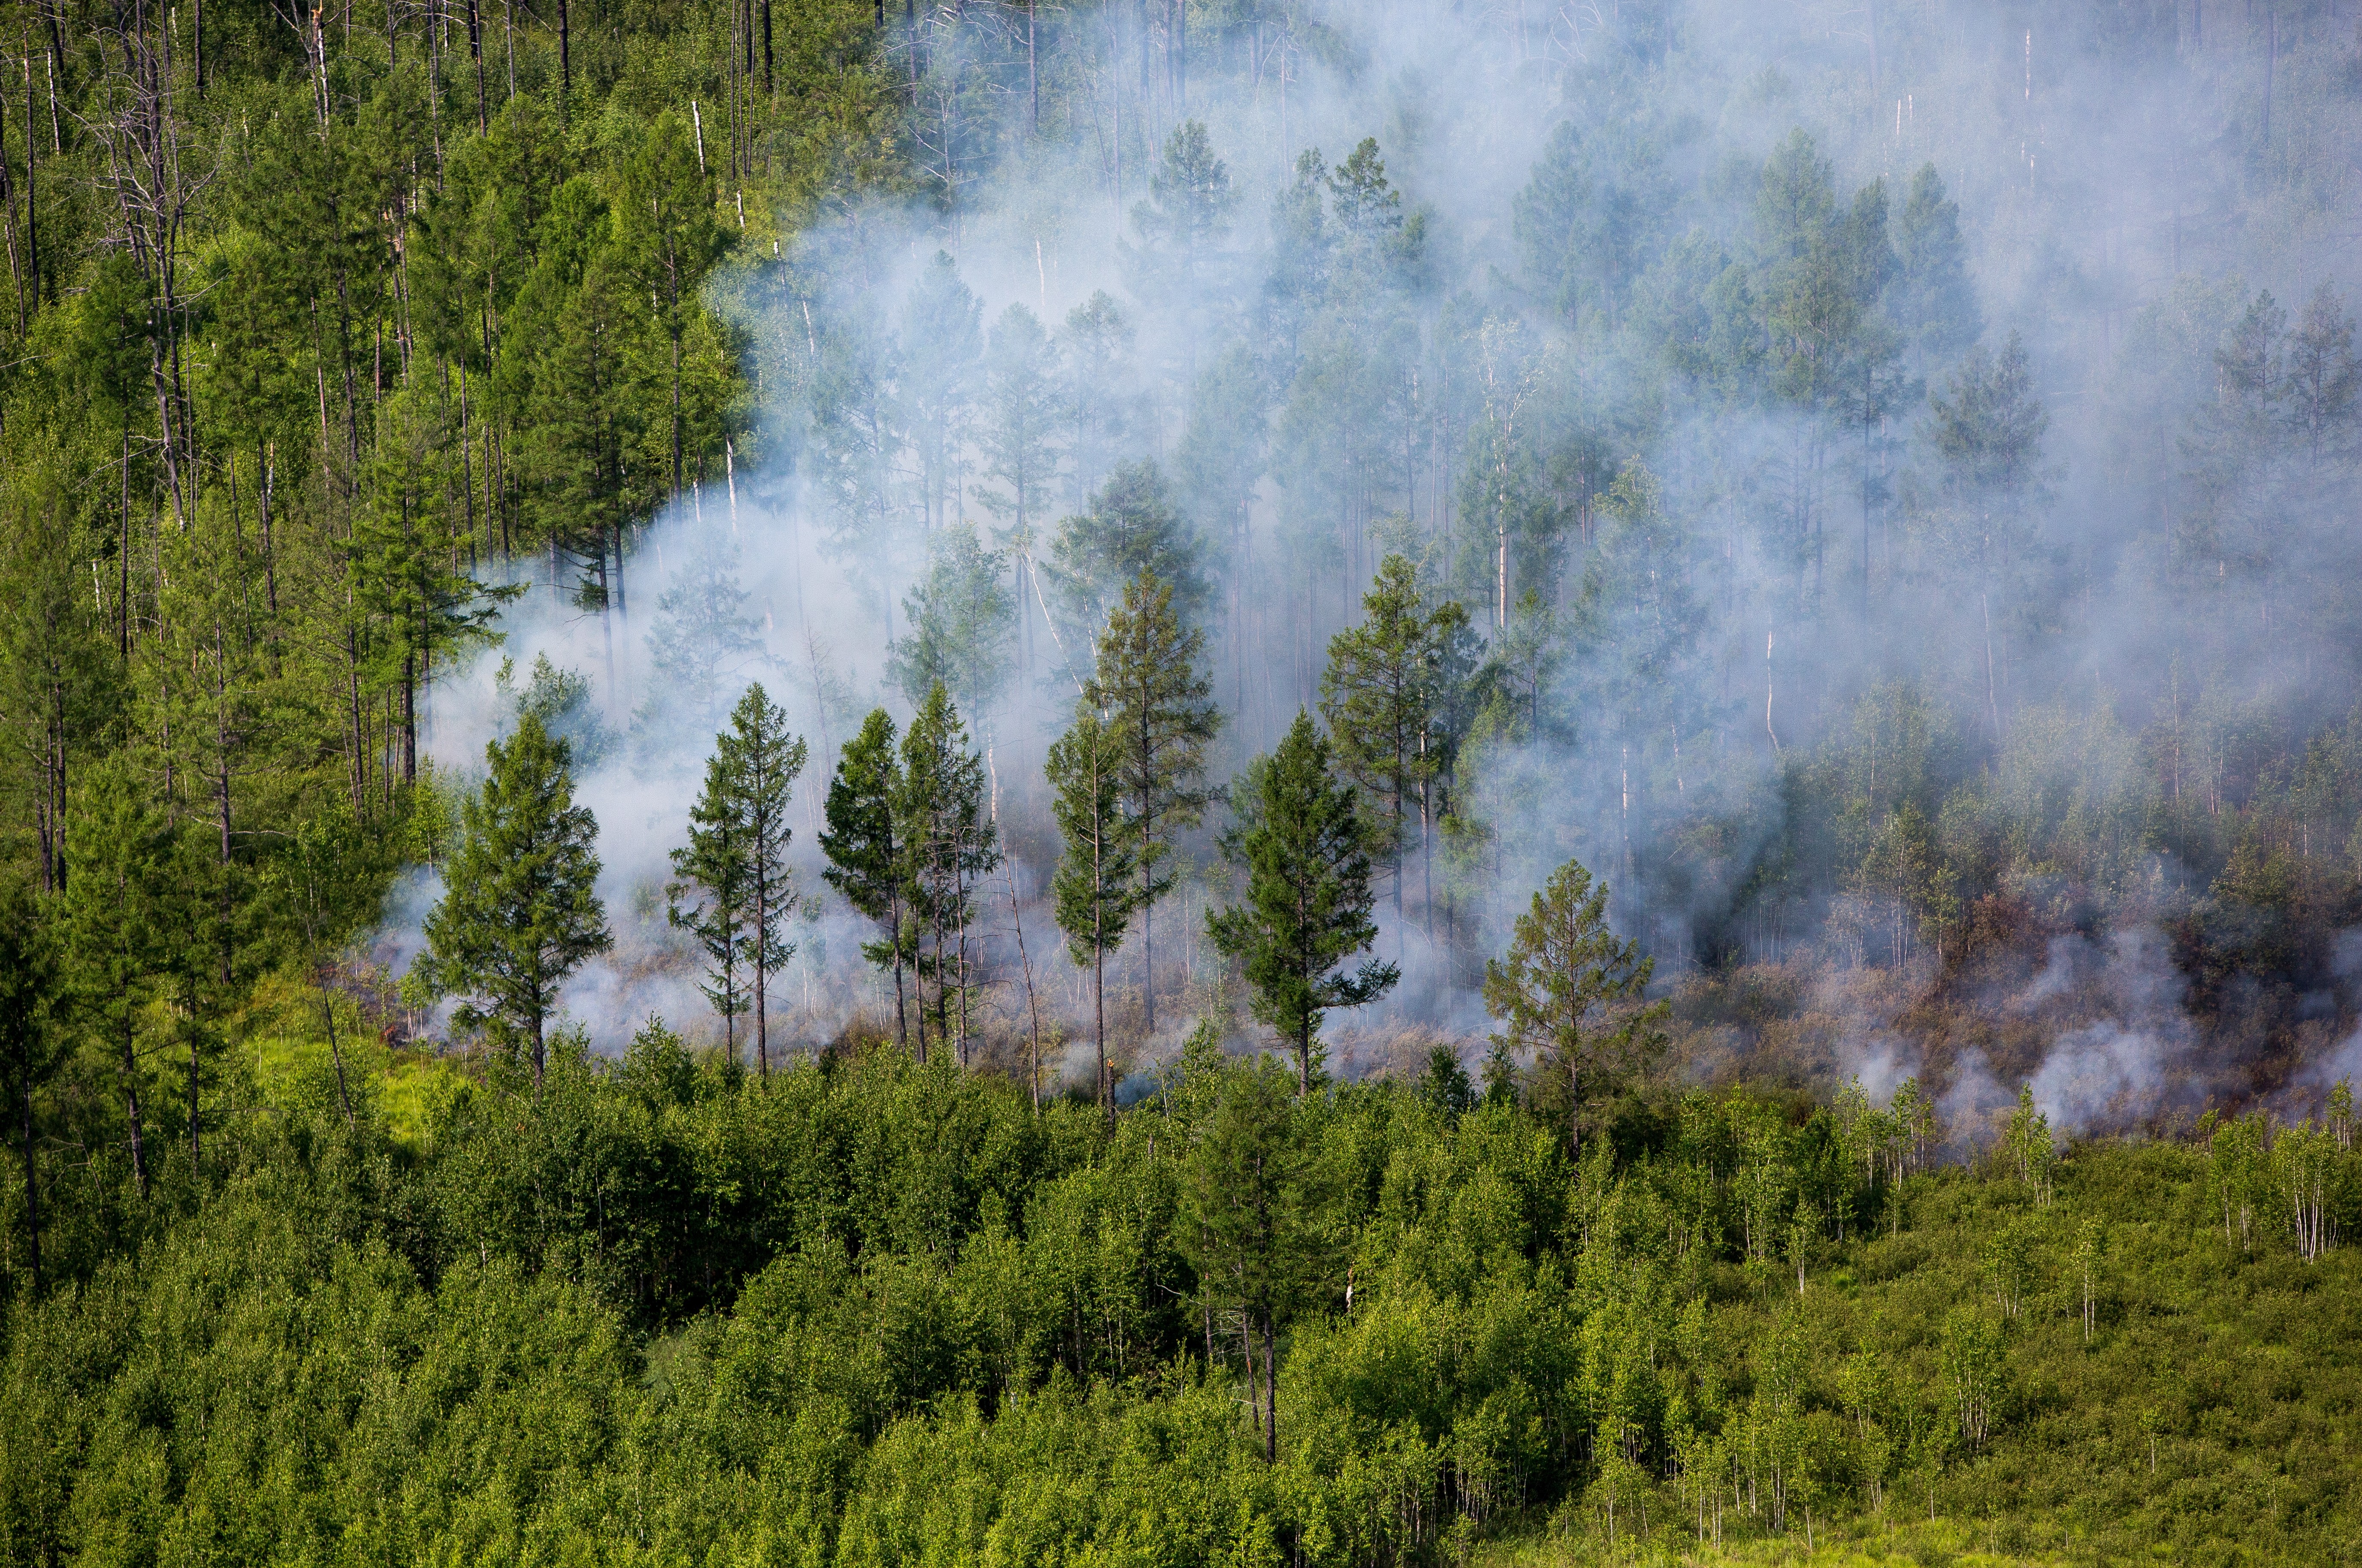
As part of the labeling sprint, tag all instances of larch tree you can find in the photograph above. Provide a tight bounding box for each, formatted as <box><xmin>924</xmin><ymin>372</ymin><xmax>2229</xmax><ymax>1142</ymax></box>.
<box><xmin>1208</xmin><ymin>712</ymin><xmax>1397</xmax><ymax>1093</ymax></box>
<box><xmin>418</xmin><ymin>712</ymin><xmax>612</xmax><ymax>1091</ymax></box>
<box><xmin>1045</xmin><ymin>461</ymin><xmax>1210</xmax><ymax>665</ymax></box>
<box><xmin>1086</xmin><ymin>570</ymin><xmax>1221</xmax><ymax>1036</ymax></box>
<box><xmin>1889</xmin><ymin>163</ymin><xmax>1981</xmax><ymax>380</ymax></box>
<box><xmin>900</xmin><ymin>251</ymin><xmax>983</xmax><ymax>533</ymax></box>
<box><xmin>1061</xmin><ymin>291</ymin><xmax>1136</xmax><ymax>510</ymax></box>
<box><xmin>635</xmin><ymin>529</ymin><xmax>765</xmax><ymax>755</ymax></box>
<box><xmin>611</xmin><ymin>109</ymin><xmax>722</xmax><ymax>500</ymax></box>
<box><xmin>1046</xmin><ymin>701</ymin><xmax>1138</xmax><ymax>1121</ymax></box>
<box><xmin>887</xmin><ymin>523</ymin><xmax>1015</xmax><ymax>722</ymax></box>
<box><xmin>1928</xmin><ymin>331</ymin><xmax>2048</xmax><ymax>742</ymax></box>
<box><xmin>62</xmin><ymin>764</ymin><xmax>178</xmax><ymax>1197</ymax></box>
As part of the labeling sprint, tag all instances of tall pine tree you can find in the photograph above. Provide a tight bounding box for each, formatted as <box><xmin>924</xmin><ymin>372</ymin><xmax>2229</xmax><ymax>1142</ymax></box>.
<box><xmin>1046</xmin><ymin>701</ymin><xmax>1138</xmax><ymax>1120</ymax></box>
<box><xmin>822</xmin><ymin>710</ymin><xmax>910</xmax><ymax>1048</ymax></box>
<box><xmin>713</xmin><ymin>683</ymin><xmax>806</xmax><ymax>1080</ymax></box>
<box><xmin>1208</xmin><ymin>712</ymin><xmax>1397</xmax><ymax>1093</ymax></box>
<box><xmin>419</xmin><ymin>713</ymin><xmax>611</xmax><ymax>1089</ymax></box>
<box><xmin>1086</xmin><ymin>570</ymin><xmax>1221</xmax><ymax>1035</ymax></box>
<box><xmin>894</xmin><ymin>685</ymin><xmax>999</xmax><ymax>1063</ymax></box>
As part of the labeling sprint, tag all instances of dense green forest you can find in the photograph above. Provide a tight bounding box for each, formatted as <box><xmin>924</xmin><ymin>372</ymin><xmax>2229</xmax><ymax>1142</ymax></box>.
<box><xmin>4</xmin><ymin>0</ymin><xmax>2362</xmax><ymax>1559</ymax></box>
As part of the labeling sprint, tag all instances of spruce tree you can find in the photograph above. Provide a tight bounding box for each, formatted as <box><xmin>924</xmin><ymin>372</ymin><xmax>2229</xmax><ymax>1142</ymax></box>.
<box><xmin>713</xmin><ymin>684</ymin><xmax>806</xmax><ymax>1080</ymax></box>
<box><xmin>1480</xmin><ymin>858</ymin><xmax>1664</xmax><ymax>1154</ymax></box>
<box><xmin>419</xmin><ymin>712</ymin><xmax>612</xmax><ymax>1089</ymax></box>
<box><xmin>1207</xmin><ymin>712</ymin><xmax>1397</xmax><ymax>1093</ymax></box>
<box><xmin>821</xmin><ymin>709</ymin><xmax>909</xmax><ymax>1048</ymax></box>
<box><xmin>894</xmin><ymin>684</ymin><xmax>1000</xmax><ymax>1063</ymax></box>
<box><xmin>1046</xmin><ymin>702</ymin><xmax>1139</xmax><ymax>1120</ymax></box>
<box><xmin>1086</xmin><ymin>569</ymin><xmax>1222</xmax><ymax>1035</ymax></box>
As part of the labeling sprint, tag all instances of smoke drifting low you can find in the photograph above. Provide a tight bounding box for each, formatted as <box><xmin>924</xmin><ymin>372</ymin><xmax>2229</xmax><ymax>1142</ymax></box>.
<box><xmin>393</xmin><ymin>0</ymin><xmax>2362</xmax><ymax>1130</ymax></box>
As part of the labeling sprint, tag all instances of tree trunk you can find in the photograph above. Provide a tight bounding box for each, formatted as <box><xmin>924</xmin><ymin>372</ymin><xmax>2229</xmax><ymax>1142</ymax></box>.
<box><xmin>754</xmin><ymin>850</ymin><xmax>770</xmax><ymax>1083</ymax></box>
<box><xmin>321</xmin><ymin>986</ymin><xmax>355</xmax><ymax>1129</ymax></box>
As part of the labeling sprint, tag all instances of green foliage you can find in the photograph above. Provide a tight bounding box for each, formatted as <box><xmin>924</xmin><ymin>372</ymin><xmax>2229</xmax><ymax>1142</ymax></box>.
<box><xmin>418</xmin><ymin>714</ymin><xmax>611</xmax><ymax>1085</ymax></box>
<box><xmin>1208</xmin><ymin>713</ymin><xmax>1398</xmax><ymax>1091</ymax></box>
<box><xmin>887</xmin><ymin>523</ymin><xmax>1016</xmax><ymax>719</ymax></box>
<box><xmin>1048</xmin><ymin>462</ymin><xmax>1211</xmax><ymax>653</ymax></box>
<box><xmin>1085</xmin><ymin>569</ymin><xmax>1223</xmax><ymax>1032</ymax></box>
<box><xmin>822</xmin><ymin>708</ymin><xmax>913</xmax><ymax>1044</ymax></box>
<box><xmin>894</xmin><ymin>685</ymin><xmax>1000</xmax><ymax>1063</ymax></box>
<box><xmin>1321</xmin><ymin>555</ymin><xmax>1475</xmax><ymax>913</ymax></box>
<box><xmin>1047</xmin><ymin>702</ymin><xmax>1139</xmax><ymax>1113</ymax></box>
<box><xmin>1481</xmin><ymin>858</ymin><xmax>1666</xmax><ymax>1149</ymax></box>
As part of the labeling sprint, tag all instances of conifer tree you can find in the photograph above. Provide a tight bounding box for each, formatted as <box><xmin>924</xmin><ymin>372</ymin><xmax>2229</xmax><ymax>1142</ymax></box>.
<box><xmin>894</xmin><ymin>684</ymin><xmax>999</xmax><ymax>1062</ymax></box>
<box><xmin>1046</xmin><ymin>462</ymin><xmax>1210</xmax><ymax>657</ymax></box>
<box><xmin>1480</xmin><ymin>857</ymin><xmax>1664</xmax><ymax>1153</ymax></box>
<box><xmin>0</xmin><ymin>881</ymin><xmax>61</xmax><ymax>1291</ymax></box>
<box><xmin>1889</xmin><ymin>163</ymin><xmax>1981</xmax><ymax>378</ymax></box>
<box><xmin>822</xmin><ymin>709</ymin><xmax>910</xmax><ymax>1048</ymax></box>
<box><xmin>611</xmin><ymin>109</ymin><xmax>724</xmax><ymax>498</ymax></box>
<box><xmin>1321</xmin><ymin>554</ymin><xmax>1469</xmax><ymax>918</ymax></box>
<box><xmin>62</xmin><ymin>764</ymin><xmax>177</xmax><ymax>1196</ymax></box>
<box><xmin>901</xmin><ymin>252</ymin><xmax>984</xmax><ymax>533</ymax></box>
<box><xmin>1046</xmin><ymin>702</ymin><xmax>1138</xmax><ymax>1120</ymax></box>
<box><xmin>2281</xmin><ymin>281</ymin><xmax>2359</xmax><ymax>470</ymax></box>
<box><xmin>636</xmin><ymin>529</ymin><xmax>764</xmax><ymax>753</ymax></box>
<box><xmin>975</xmin><ymin>304</ymin><xmax>1065</xmax><ymax>679</ymax></box>
<box><xmin>1208</xmin><ymin>712</ymin><xmax>1397</xmax><ymax>1092</ymax></box>
<box><xmin>1179</xmin><ymin>1057</ymin><xmax>1335</xmax><ymax>1463</ymax></box>
<box><xmin>669</xmin><ymin>748</ymin><xmax>752</xmax><ymax>1065</ymax></box>
<box><xmin>1061</xmin><ymin>292</ymin><xmax>1137</xmax><ymax>509</ymax></box>
<box><xmin>887</xmin><ymin>523</ymin><xmax>1015</xmax><ymax>720</ymax></box>
<box><xmin>352</xmin><ymin>388</ymin><xmax>510</xmax><ymax>786</ymax></box>
<box><xmin>1087</xmin><ymin>570</ymin><xmax>1221</xmax><ymax>1034</ymax></box>
<box><xmin>712</xmin><ymin>683</ymin><xmax>806</xmax><ymax>1080</ymax></box>
<box><xmin>419</xmin><ymin>712</ymin><xmax>612</xmax><ymax>1089</ymax></box>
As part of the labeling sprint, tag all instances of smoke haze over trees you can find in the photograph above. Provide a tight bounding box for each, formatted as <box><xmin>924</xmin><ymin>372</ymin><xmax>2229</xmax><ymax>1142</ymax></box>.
<box><xmin>3</xmin><ymin>0</ymin><xmax>2362</xmax><ymax>1561</ymax></box>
